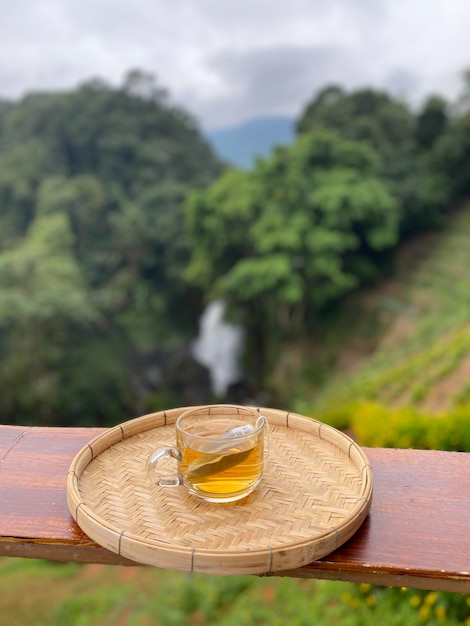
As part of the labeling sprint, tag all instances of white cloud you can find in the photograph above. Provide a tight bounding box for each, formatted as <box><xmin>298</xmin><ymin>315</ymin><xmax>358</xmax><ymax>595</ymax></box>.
<box><xmin>0</xmin><ymin>0</ymin><xmax>468</xmax><ymax>127</ymax></box>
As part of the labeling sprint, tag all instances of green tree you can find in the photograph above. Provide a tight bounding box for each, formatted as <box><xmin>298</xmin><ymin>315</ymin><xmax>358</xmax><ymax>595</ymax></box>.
<box><xmin>296</xmin><ymin>86</ymin><xmax>414</xmax><ymax>165</ymax></box>
<box><xmin>0</xmin><ymin>71</ymin><xmax>224</xmax><ymax>425</ymax></box>
<box><xmin>297</xmin><ymin>84</ymin><xmax>455</xmax><ymax>236</ymax></box>
<box><xmin>415</xmin><ymin>95</ymin><xmax>448</xmax><ymax>150</ymax></box>
<box><xmin>185</xmin><ymin>130</ymin><xmax>399</xmax><ymax>390</ymax></box>
<box><xmin>454</xmin><ymin>68</ymin><xmax>470</xmax><ymax>116</ymax></box>
<box><xmin>0</xmin><ymin>98</ymin><xmax>13</xmax><ymax>147</ymax></box>
<box><xmin>430</xmin><ymin>70</ymin><xmax>470</xmax><ymax>201</ymax></box>
<box><xmin>0</xmin><ymin>214</ymin><xmax>94</xmax><ymax>423</ymax></box>
<box><xmin>432</xmin><ymin>111</ymin><xmax>470</xmax><ymax>200</ymax></box>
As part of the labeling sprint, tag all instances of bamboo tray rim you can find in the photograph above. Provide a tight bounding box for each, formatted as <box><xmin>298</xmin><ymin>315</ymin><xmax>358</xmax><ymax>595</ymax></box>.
<box><xmin>67</xmin><ymin>406</ymin><xmax>373</xmax><ymax>575</ymax></box>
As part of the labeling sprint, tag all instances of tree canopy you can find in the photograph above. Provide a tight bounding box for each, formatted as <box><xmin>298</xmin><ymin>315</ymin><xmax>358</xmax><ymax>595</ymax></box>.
<box><xmin>0</xmin><ymin>72</ymin><xmax>469</xmax><ymax>423</ymax></box>
<box><xmin>184</xmin><ymin>81</ymin><xmax>470</xmax><ymax>391</ymax></box>
<box><xmin>0</xmin><ymin>71</ymin><xmax>223</xmax><ymax>424</ymax></box>
<box><xmin>186</xmin><ymin>129</ymin><xmax>399</xmax><ymax>327</ymax></box>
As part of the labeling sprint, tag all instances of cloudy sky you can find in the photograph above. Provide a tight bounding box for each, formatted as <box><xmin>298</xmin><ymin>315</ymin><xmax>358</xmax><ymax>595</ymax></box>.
<box><xmin>1</xmin><ymin>0</ymin><xmax>469</xmax><ymax>129</ymax></box>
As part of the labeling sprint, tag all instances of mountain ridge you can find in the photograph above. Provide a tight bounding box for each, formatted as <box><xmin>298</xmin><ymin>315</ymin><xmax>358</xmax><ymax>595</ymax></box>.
<box><xmin>204</xmin><ymin>115</ymin><xmax>295</xmax><ymax>169</ymax></box>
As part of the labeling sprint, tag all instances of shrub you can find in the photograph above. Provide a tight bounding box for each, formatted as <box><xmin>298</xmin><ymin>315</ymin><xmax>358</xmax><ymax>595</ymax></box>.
<box><xmin>350</xmin><ymin>584</ymin><xmax>470</xmax><ymax>625</ymax></box>
<box><xmin>317</xmin><ymin>400</ymin><xmax>470</xmax><ymax>451</ymax></box>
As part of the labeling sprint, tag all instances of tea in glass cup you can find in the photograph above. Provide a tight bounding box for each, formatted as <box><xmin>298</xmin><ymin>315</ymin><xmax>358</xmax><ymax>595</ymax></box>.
<box><xmin>147</xmin><ymin>405</ymin><xmax>268</xmax><ymax>503</ymax></box>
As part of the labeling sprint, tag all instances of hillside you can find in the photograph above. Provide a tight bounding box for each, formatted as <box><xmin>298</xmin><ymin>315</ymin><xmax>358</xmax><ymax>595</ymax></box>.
<box><xmin>0</xmin><ymin>74</ymin><xmax>224</xmax><ymax>427</ymax></box>
<box><xmin>281</xmin><ymin>205</ymin><xmax>470</xmax><ymax>418</ymax></box>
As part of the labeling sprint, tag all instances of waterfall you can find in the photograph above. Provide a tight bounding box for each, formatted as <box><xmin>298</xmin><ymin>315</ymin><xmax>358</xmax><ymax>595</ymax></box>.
<box><xmin>191</xmin><ymin>300</ymin><xmax>245</xmax><ymax>398</ymax></box>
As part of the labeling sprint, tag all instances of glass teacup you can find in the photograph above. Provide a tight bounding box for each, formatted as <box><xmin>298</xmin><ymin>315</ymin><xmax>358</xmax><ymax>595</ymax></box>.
<box><xmin>147</xmin><ymin>405</ymin><xmax>268</xmax><ymax>503</ymax></box>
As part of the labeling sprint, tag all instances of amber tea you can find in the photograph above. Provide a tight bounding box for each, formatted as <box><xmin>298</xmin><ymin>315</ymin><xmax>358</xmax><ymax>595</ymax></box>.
<box><xmin>147</xmin><ymin>405</ymin><xmax>268</xmax><ymax>503</ymax></box>
<box><xmin>179</xmin><ymin>426</ymin><xmax>264</xmax><ymax>499</ymax></box>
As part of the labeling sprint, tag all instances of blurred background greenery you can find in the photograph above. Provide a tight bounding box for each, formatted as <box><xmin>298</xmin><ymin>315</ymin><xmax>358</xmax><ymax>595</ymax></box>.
<box><xmin>1</xmin><ymin>68</ymin><xmax>470</xmax><ymax>623</ymax></box>
<box><xmin>1</xmin><ymin>558</ymin><xmax>469</xmax><ymax>626</ymax></box>
<box><xmin>1</xmin><ymin>70</ymin><xmax>470</xmax><ymax>438</ymax></box>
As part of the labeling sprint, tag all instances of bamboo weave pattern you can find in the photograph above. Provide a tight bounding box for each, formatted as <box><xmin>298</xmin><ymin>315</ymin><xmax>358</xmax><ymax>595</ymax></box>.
<box><xmin>67</xmin><ymin>407</ymin><xmax>373</xmax><ymax>574</ymax></box>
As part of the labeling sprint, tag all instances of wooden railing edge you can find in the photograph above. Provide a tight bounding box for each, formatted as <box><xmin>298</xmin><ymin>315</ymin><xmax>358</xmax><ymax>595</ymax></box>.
<box><xmin>1</xmin><ymin>424</ymin><xmax>469</xmax><ymax>593</ymax></box>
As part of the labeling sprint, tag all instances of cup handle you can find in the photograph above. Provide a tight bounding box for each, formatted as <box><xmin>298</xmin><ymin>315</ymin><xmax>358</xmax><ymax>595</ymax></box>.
<box><xmin>147</xmin><ymin>447</ymin><xmax>183</xmax><ymax>487</ymax></box>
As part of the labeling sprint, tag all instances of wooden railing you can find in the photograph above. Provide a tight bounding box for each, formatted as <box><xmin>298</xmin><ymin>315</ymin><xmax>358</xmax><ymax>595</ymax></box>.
<box><xmin>1</xmin><ymin>424</ymin><xmax>469</xmax><ymax>592</ymax></box>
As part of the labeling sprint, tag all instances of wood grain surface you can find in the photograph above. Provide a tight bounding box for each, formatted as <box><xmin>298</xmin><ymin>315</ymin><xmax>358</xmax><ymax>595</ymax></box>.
<box><xmin>1</xmin><ymin>424</ymin><xmax>469</xmax><ymax>591</ymax></box>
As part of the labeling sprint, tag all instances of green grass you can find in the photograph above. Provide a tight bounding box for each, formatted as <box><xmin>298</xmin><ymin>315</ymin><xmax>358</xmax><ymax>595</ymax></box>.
<box><xmin>1</xmin><ymin>559</ymin><xmax>468</xmax><ymax>625</ymax></box>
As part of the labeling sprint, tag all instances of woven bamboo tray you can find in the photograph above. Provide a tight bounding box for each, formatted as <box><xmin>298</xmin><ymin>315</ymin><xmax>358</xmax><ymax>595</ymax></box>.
<box><xmin>67</xmin><ymin>407</ymin><xmax>373</xmax><ymax>575</ymax></box>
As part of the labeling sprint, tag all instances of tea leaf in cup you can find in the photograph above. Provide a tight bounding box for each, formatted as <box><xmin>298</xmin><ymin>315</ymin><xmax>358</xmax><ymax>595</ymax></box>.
<box><xmin>188</xmin><ymin>447</ymin><xmax>252</xmax><ymax>478</ymax></box>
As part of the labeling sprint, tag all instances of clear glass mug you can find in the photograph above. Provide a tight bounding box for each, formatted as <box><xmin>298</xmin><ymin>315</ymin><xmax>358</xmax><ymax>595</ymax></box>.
<box><xmin>147</xmin><ymin>405</ymin><xmax>268</xmax><ymax>503</ymax></box>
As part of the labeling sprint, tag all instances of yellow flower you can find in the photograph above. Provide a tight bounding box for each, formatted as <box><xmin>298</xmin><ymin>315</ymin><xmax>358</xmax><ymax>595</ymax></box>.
<box><xmin>425</xmin><ymin>592</ymin><xmax>438</xmax><ymax>606</ymax></box>
<box><xmin>359</xmin><ymin>583</ymin><xmax>372</xmax><ymax>594</ymax></box>
<box><xmin>419</xmin><ymin>605</ymin><xmax>430</xmax><ymax>621</ymax></box>
<box><xmin>409</xmin><ymin>595</ymin><xmax>421</xmax><ymax>608</ymax></box>
<box><xmin>366</xmin><ymin>595</ymin><xmax>377</xmax><ymax>607</ymax></box>
<box><xmin>434</xmin><ymin>605</ymin><xmax>446</xmax><ymax>621</ymax></box>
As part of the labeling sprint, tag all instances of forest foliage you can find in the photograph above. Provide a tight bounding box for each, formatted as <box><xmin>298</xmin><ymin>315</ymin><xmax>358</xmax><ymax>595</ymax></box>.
<box><xmin>0</xmin><ymin>71</ymin><xmax>223</xmax><ymax>425</ymax></box>
<box><xmin>0</xmin><ymin>69</ymin><xmax>469</xmax><ymax>426</ymax></box>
